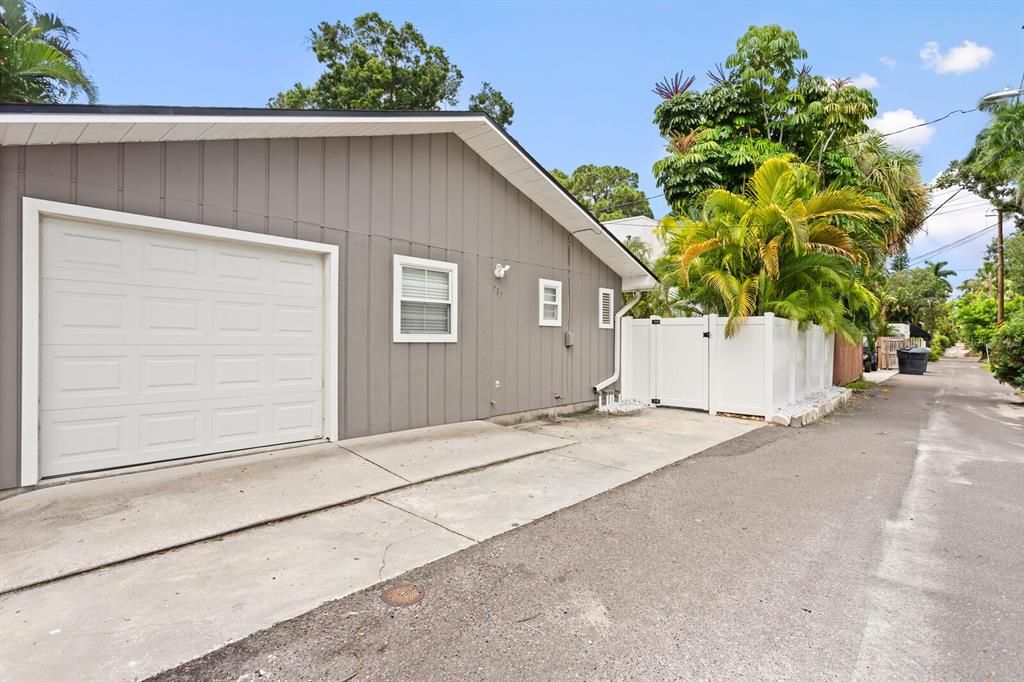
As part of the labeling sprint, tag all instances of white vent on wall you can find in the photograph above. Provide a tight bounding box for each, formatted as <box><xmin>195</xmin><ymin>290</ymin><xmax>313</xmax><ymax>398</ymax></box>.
<box><xmin>598</xmin><ymin>287</ymin><xmax>614</xmax><ymax>329</ymax></box>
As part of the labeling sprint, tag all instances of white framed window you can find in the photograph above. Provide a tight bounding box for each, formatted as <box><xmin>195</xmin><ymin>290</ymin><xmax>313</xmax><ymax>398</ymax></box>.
<box><xmin>598</xmin><ymin>287</ymin><xmax>615</xmax><ymax>329</ymax></box>
<box><xmin>538</xmin><ymin>278</ymin><xmax>562</xmax><ymax>327</ymax></box>
<box><xmin>393</xmin><ymin>254</ymin><xmax>458</xmax><ymax>343</ymax></box>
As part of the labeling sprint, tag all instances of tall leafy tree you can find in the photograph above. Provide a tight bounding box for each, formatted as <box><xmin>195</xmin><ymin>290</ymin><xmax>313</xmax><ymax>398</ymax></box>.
<box><xmin>550</xmin><ymin>164</ymin><xmax>653</xmax><ymax>221</ymax></box>
<box><xmin>0</xmin><ymin>0</ymin><xmax>96</xmax><ymax>103</ymax></box>
<box><xmin>961</xmin><ymin>231</ymin><xmax>1024</xmax><ymax>297</ymax></box>
<box><xmin>468</xmin><ymin>81</ymin><xmax>514</xmax><ymax>127</ymax></box>
<box><xmin>271</xmin><ymin>11</ymin><xmax>514</xmax><ymax>122</ymax></box>
<box><xmin>890</xmin><ymin>248</ymin><xmax>910</xmax><ymax>272</ymax></box>
<box><xmin>661</xmin><ymin>157</ymin><xmax>888</xmax><ymax>338</ymax></box>
<box><xmin>938</xmin><ymin>102</ymin><xmax>1024</xmax><ymax>214</ymax></box>
<box><xmin>271</xmin><ymin>12</ymin><xmax>463</xmax><ymax>110</ymax></box>
<box><xmin>883</xmin><ymin>267</ymin><xmax>951</xmax><ymax>330</ymax></box>
<box><xmin>652</xmin><ymin>25</ymin><xmax>881</xmax><ymax>213</ymax></box>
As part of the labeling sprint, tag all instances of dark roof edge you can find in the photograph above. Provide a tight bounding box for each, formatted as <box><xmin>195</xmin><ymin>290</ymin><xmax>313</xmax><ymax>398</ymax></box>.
<box><xmin>0</xmin><ymin>103</ymin><xmax>658</xmax><ymax>284</ymax></box>
<box><xmin>0</xmin><ymin>103</ymin><xmax>489</xmax><ymax>118</ymax></box>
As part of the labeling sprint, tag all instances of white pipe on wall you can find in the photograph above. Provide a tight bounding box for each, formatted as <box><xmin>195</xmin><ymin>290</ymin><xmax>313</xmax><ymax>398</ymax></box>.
<box><xmin>594</xmin><ymin>293</ymin><xmax>642</xmax><ymax>393</ymax></box>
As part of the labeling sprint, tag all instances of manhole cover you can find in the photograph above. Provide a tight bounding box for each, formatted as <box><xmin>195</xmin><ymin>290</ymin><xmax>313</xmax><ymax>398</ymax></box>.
<box><xmin>381</xmin><ymin>584</ymin><xmax>423</xmax><ymax>607</ymax></box>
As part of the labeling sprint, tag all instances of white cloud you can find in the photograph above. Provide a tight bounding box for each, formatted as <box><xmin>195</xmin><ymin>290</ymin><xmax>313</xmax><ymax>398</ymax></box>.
<box><xmin>920</xmin><ymin>40</ymin><xmax>994</xmax><ymax>74</ymax></box>
<box><xmin>850</xmin><ymin>72</ymin><xmax>879</xmax><ymax>89</ymax></box>
<box><xmin>879</xmin><ymin>56</ymin><xmax>896</xmax><ymax>68</ymax></box>
<box><xmin>868</xmin><ymin>109</ymin><xmax>935</xmax><ymax>150</ymax></box>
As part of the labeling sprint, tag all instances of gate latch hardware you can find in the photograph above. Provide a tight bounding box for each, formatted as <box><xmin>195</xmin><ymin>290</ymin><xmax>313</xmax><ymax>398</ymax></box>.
<box><xmin>650</xmin><ymin>319</ymin><xmax>661</xmax><ymax>325</ymax></box>
<box><xmin>651</xmin><ymin>398</ymin><xmax>661</xmax><ymax>405</ymax></box>
<box><xmin>702</xmin><ymin>331</ymin><xmax>711</xmax><ymax>338</ymax></box>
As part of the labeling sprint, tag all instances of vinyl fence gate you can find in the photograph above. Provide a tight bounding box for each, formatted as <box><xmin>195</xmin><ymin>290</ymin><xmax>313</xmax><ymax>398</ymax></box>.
<box><xmin>620</xmin><ymin>313</ymin><xmax>834</xmax><ymax>420</ymax></box>
<box><xmin>621</xmin><ymin>317</ymin><xmax>710</xmax><ymax>411</ymax></box>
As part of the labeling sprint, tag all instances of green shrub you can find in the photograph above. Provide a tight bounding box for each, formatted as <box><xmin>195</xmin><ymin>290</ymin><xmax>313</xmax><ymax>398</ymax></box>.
<box><xmin>928</xmin><ymin>332</ymin><xmax>949</xmax><ymax>361</ymax></box>
<box><xmin>989</xmin><ymin>313</ymin><xmax>1024</xmax><ymax>390</ymax></box>
<box><xmin>953</xmin><ymin>294</ymin><xmax>1024</xmax><ymax>353</ymax></box>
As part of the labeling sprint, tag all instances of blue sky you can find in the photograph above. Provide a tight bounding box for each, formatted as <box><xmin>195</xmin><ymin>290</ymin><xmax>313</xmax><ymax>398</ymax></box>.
<box><xmin>52</xmin><ymin>0</ymin><xmax>1022</xmax><ymax>287</ymax></box>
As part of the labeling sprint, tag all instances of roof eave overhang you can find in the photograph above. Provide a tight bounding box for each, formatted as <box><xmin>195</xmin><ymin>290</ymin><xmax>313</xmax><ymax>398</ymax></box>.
<box><xmin>0</xmin><ymin>106</ymin><xmax>658</xmax><ymax>290</ymax></box>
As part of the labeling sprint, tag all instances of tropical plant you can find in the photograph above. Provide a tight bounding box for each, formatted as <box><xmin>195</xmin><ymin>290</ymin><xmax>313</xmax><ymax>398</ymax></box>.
<box><xmin>651</xmin><ymin>25</ymin><xmax>884</xmax><ymax>214</ymax></box>
<box><xmin>989</xmin><ymin>311</ymin><xmax>1024</xmax><ymax>390</ymax></box>
<box><xmin>883</xmin><ymin>267</ymin><xmax>952</xmax><ymax>330</ymax></box>
<box><xmin>938</xmin><ymin>102</ymin><xmax>1024</xmax><ymax>214</ymax></box>
<box><xmin>620</xmin><ymin>236</ymin><xmax>680</xmax><ymax>318</ymax></box>
<box><xmin>0</xmin><ymin>0</ymin><xmax>96</xmax><ymax>103</ymax></box>
<box><xmin>952</xmin><ymin>293</ymin><xmax>1024</xmax><ymax>352</ymax></box>
<box><xmin>659</xmin><ymin>156</ymin><xmax>888</xmax><ymax>338</ymax></box>
<box><xmin>925</xmin><ymin>259</ymin><xmax>957</xmax><ymax>292</ymax></box>
<box><xmin>847</xmin><ymin>132</ymin><xmax>929</xmax><ymax>253</ymax></box>
<box><xmin>550</xmin><ymin>164</ymin><xmax>653</xmax><ymax>220</ymax></box>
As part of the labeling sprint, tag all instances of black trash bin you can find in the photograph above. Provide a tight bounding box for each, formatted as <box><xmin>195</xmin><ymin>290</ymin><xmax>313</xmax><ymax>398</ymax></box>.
<box><xmin>896</xmin><ymin>347</ymin><xmax>930</xmax><ymax>375</ymax></box>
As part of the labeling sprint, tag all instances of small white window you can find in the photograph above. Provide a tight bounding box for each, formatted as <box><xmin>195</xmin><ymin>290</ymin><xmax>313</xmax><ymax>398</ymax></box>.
<box><xmin>538</xmin><ymin>279</ymin><xmax>562</xmax><ymax>327</ymax></box>
<box><xmin>598</xmin><ymin>288</ymin><xmax>614</xmax><ymax>329</ymax></box>
<box><xmin>393</xmin><ymin>255</ymin><xmax>458</xmax><ymax>343</ymax></box>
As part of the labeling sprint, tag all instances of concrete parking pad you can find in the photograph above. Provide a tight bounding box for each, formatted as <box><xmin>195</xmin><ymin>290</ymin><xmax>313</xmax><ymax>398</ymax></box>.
<box><xmin>0</xmin><ymin>407</ymin><xmax>764</xmax><ymax>682</ymax></box>
<box><xmin>382</xmin><ymin>409</ymin><xmax>763</xmax><ymax>541</ymax></box>
<box><xmin>519</xmin><ymin>408</ymin><xmax>761</xmax><ymax>473</ymax></box>
<box><xmin>343</xmin><ymin>420</ymin><xmax>573</xmax><ymax>482</ymax></box>
<box><xmin>380</xmin><ymin>452</ymin><xmax>639</xmax><ymax>541</ymax></box>
<box><xmin>1</xmin><ymin>421</ymin><xmax>571</xmax><ymax>593</ymax></box>
<box><xmin>0</xmin><ymin>442</ymin><xmax>406</xmax><ymax>592</ymax></box>
<box><xmin>0</xmin><ymin>499</ymin><xmax>471</xmax><ymax>682</ymax></box>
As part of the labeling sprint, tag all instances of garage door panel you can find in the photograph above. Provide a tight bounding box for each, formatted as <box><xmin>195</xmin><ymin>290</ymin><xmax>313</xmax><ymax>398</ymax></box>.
<box><xmin>42</xmin><ymin>218</ymin><xmax>325</xmax><ymax>298</ymax></box>
<box><xmin>41</xmin><ymin>392</ymin><xmax>324</xmax><ymax>477</ymax></box>
<box><xmin>39</xmin><ymin>214</ymin><xmax>328</xmax><ymax>478</ymax></box>
<box><xmin>43</xmin><ymin>345</ymin><xmax>322</xmax><ymax>410</ymax></box>
<box><xmin>41</xmin><ymin>217</ymin><xmax>139</xmax><ymax>280</ymax></box>
<box><xmin>42</xmin><ymin>279</ymin><xmax>322</xmax><ymax>346</ymax></box>
<box><xmin>41</xmin><ymin>348</ymin><xmax>135</xmax><ymax>408</ymax></box>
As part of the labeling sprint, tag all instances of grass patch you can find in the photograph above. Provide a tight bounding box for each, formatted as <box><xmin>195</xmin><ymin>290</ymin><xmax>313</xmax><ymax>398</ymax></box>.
<box><xmin>845</xmin><ymin>378</ymin><xmax>876</xmax><ymax>391</ymax></box>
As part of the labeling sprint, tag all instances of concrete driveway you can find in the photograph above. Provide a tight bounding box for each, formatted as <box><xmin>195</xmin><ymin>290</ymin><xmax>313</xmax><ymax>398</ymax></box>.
<box><xmin>152</xmin><ymin>356</ymin><xmax>1024</xmax><ymax>681</ymax></box>
<box><xmin>0</xmin><ymin>407</ymin><xmax>760</xmax><ymax>681</ymax></box>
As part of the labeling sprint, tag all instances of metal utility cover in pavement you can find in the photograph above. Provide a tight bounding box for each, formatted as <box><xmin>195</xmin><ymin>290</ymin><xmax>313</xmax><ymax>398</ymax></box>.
<box><xmin>381</xmin><ymin>584</ymin><xmax>424</xmax><ymax>607</ymax></box>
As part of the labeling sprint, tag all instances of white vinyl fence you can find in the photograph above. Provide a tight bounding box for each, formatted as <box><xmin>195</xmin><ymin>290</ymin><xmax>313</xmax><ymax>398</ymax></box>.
<box><xmin>621</xmin><ymin>312</ymin><xmax>834</xmax><ymax>420</ymax></box>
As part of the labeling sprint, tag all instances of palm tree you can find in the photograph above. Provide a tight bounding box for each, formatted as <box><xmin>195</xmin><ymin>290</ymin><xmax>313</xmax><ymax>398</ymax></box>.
<box><xmin>661</xmin><ymin>156</ymin><xmax>889</xmax><ymax>338</ymax></box>
<box><xmin>926</xmin><ymin>259</ymin><xmax>957</xmax><ymax>289</ymax></box>
<box><xmin>0</xmin><ymin>0</ymin><xmax>97</xmax><ymax>103</ymax></box>
<box><xmin>849</xmin><ymin>132</ymin><xmax>929</xmax><ymax>254</ymax></box>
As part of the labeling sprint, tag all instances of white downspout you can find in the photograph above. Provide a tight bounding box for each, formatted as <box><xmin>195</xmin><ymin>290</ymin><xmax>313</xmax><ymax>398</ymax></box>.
<box><xmin>594</xmin><ymin>293</ymin><xmax>642</xmax><ymax>393</ymax></box>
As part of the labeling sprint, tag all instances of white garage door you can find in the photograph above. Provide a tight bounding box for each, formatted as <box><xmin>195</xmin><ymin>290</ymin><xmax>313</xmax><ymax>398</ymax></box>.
<box><xmin>39</xmin><ymin>215</ymin><xmax>326</xmax><ymax>478</ymax></box>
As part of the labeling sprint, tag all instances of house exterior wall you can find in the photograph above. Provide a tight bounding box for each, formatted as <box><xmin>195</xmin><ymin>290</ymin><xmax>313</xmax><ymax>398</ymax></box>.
<box><xmin>0</xmin><ymin>133</ymin><xmax>619</xmax><ymax>488</ymax></box>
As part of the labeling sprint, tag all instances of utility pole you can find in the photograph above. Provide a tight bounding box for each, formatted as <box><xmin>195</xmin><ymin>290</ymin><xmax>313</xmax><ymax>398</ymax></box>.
<box><xmin>997</xmin><ymin>209</ymin><xmax>1004</xmax><ymax>325</ymax></box>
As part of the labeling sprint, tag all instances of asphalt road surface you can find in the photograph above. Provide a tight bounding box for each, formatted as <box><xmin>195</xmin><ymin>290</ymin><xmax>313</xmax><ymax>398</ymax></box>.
<box><xmin>155</xmin><ymin>357</ymin><xmax>1023</xmax><ymax>681</ymax></box>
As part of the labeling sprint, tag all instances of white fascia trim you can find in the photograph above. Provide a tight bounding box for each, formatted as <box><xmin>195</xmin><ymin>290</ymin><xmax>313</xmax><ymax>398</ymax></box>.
<box><xmin>392</xmin><ymin>254</ymin><xmax>459</xmax><ymax>343</ymax></box>
<box><xmin>538</xmin><ymin>278</ymin><xmax>563</xmax><ymax>327</ymax></box>
<box><xmin>19</xmin><ymin>197</ymin><xmax>341</xmax><ymax>486</ymax></box>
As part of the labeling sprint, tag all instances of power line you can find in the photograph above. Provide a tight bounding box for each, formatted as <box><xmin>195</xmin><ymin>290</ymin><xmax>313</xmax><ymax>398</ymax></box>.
<box><xmin>908</xmin><ymin>222</ymin><xmax>998</xmax><ymax>264</ymax></box>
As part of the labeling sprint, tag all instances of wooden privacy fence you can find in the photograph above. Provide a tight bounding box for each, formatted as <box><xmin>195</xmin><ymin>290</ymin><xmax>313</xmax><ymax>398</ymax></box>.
<box><xmin>875</xmin><ymin>336</ymin><xmax>925</xmax><ymax>370</ymax></box>
<box><xmin>832</xmin><ymin>337</ymin><xmax>863</xmax><ymax>385</ymax></box>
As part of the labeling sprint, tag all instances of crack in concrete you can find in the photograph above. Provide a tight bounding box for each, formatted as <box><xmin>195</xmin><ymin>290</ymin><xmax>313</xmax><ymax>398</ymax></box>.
<box><xmin>374</xmin><ymin>497</ymin><xmax>479</xmax><ymax>544</ymax></box>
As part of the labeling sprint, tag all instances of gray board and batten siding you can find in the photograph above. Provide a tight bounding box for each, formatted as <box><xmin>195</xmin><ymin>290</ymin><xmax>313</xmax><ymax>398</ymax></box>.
<box><xmin>0</xmin><ymin>133</ymin><xmax>620</xmax><ymax>489</ymax></box>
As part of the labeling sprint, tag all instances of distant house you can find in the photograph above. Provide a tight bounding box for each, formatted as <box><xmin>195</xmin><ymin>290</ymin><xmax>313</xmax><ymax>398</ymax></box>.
<box><xmin>0</xmin><ymin>104</ymin><xmax>657</xmax><ymax>488</ymax></box>
<box><xmin>603</xmin><ymin>215</ymin><xmax>663</xmax><ymax>261</ymax></box>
